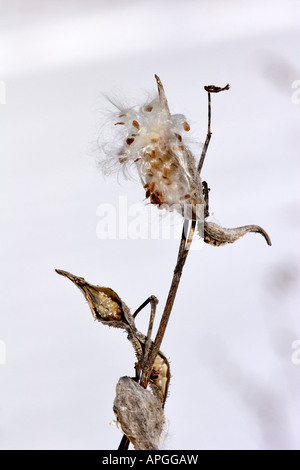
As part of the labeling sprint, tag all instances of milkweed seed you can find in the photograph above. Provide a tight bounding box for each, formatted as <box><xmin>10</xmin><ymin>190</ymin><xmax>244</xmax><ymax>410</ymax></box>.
<box><xmin>182</xmin><ymin>121</ymin><xmax>190</xmax><ymax>131</ymax></box>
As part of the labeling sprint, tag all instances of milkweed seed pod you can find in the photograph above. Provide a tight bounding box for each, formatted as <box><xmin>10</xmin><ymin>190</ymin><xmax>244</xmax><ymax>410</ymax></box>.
<box><xmin>56</xmin><ymin>269</ymin><xmax>171</xmax><ymax>405</ymax></box>
<box><xmin>113</xmin><ymin>376</ymin><xmax>165</xmax><ymax>451</ymax></box>
<box><xmin>55</xmin><ymin>269</ymin><xmax>135</xmax><ymax>330</ymax></box>
<box><xmin>100</xmin><ymin>75</ymin><xmax>271</xmax><ymax>246</ymax></box>
<box><xmin>204</xmin><ymin>221</ymin><xmax>272</xmax><ymax>246</ymax></box>
<box><xmin>149</xmin><ymin>351</ymin><xmax>170</xmax><ymax>406</ymax></box>
<box><xmin>133</xmin><ymin>330</ymin><xmax>171</xmax><ymax>406</ymax></box>
<box><xmin>101</xmin><ymin>75</ymin><xmax>203</xmax><ymax>220</ymax></box>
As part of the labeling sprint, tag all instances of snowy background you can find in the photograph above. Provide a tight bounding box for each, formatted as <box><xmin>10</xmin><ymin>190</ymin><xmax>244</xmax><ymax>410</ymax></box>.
<box><xmin>0</xmin><ymin>0</ymin><xmax>300</xmax><ymax>450</ymax></box>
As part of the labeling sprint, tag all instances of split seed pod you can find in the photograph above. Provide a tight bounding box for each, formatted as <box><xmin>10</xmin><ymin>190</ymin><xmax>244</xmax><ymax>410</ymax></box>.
<box><xmin>55</xmin><ymin>269</ymin><xmax>170</xmax><ymax>405</ymax></box>
<box><xmin>100</xmin><ymin>75</ymin><xmax>271</xmax><ymax>247</ymax></box>
<box><xmin>101</xmin><ymin>75</ymin><xmax>203</xmax><ymax>220</ymax></box>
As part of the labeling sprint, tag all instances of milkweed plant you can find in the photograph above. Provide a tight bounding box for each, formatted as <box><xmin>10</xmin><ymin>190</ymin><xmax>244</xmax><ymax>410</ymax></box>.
<box><xmin>56</xmin><ymin>75</ymin><xmax>271</xmax><ymax>450</ymax></box>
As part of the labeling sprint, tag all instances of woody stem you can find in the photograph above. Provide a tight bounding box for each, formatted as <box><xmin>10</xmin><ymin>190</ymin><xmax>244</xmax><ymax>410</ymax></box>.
<box><xmin>198</xmin><ymin>91</ymin><xmax>212</xmax><ymax>174</ymax></box>
<box><xmin>140</xmin><ymin>219</ymin><xmax>196</xmax><ymax>389</ymax></box>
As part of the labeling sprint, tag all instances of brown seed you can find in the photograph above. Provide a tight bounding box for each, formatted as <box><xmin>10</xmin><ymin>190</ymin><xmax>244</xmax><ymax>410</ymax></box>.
<box><xmin>114</xmin><ymin>122</ymin><xmax>125</xmax><ymax>125</ymax></box>
<box><xmin>151</xmin><ymin>162</ymin><xmax>160</xmax><ymax>171</ymax></box>
<box><xmin>150</xmin><ymin>150</ymin><xmax>156</xmax><ymax>158</ymax></box>
<box><xmin>119</xmin><ymin>113</ymin><xmax>126</xmax><ymax>118</ymax></box>
<box><xmin>149</xmin><ymin>182</ymin><xmax>155</xmax><ymax>192</ymax></box>
<box><xmin>163</xmin><ymin>167</ymin><xmax>168</xmax><ymax>177</ymax></box>
<box><xmin>119</xmin><ymin>156</ymin><xmax>127</xmax><ymax>164</ymax></box>
<box><xmin>184</xmin><ymin>194</ymin><xmax>191</xmax><ymax>199</ymax></box>
<box><xmin>132</xmin><ymin>120</ymin><xmax>140</xmax><ymax>129</ymax></box>
<box><xmin>144</xmin><ymin>183</ymin><xmax>149</xmax><ymax>189</ymax></box>
<box><xmin>126</xmin><ymin>137</ymin><xmax>135</xmax><ymax>146</ymax></box>
<box><xmin>145</xmin><ymin>105</ymin><xmax>153</xmax><ymax>112</ymax></box>
<box><xmin>145</xmin><ymin>189</ymin><xmax>151</xmax><ymax>198</ymax></box>
<box><xmin>182</xmin><ymin>121</ymin><xmax>190</xmax><ymax>131</ymax></box>
<box><xmin>151</xmin><ymin>191</ymin><xmax>166</xmax><ymax>205</ymax></box>
<box><xmin>179</xmin><ymin>145</ymin><xmax>185</xmax><ymax>151</ymax></box>
<box><xmin>147</xmin><ymin>170</ymin><xmax>153</xmax><ymax>176</ymax></box>
<box><xmin>134</xmin><ymin>157</ymin><xmax>141</xmax><ymax>162</ymax></box>
<box><xmin>174</xmin><ymin>133</ymin><xmax>182</xmax><ymax>142</ymax></box>
<box><xmin>150</xmin><ymin>192</ymin><xmax>160</xmax><ymax>205</ymax></box>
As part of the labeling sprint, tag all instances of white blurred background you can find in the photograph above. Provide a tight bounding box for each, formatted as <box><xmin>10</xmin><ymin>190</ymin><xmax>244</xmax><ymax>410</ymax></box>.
<box><xmin>0</xmin><ymin>0</ymin><xmax>300</xmax><ymax>450</ymax></box>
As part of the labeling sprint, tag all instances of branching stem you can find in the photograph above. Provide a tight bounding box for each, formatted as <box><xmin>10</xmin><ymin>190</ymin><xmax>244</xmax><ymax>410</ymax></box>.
<box><xmin>118</xmin><ymin>82</ymin><xmax>229</xmax><ymax>450</ymax></box>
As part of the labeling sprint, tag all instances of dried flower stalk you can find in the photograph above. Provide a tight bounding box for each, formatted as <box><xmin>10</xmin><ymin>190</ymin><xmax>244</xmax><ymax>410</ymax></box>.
<box><xmin>56</xmin><ymin>75</ymin><xmax>271</xmax><ymax>450</ymax></box>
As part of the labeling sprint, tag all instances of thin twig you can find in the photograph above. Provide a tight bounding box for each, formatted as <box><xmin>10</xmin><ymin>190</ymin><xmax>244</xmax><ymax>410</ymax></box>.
<box><xmin>197</xmin><ymin>84</ymin><xmax>230</xmax><ymax>174</ymax></box>
<box><xmin>197</xmin><ymin>91</ymin><xmax>211</xmax><ymax>174</ymax></box>
<box><xmin>143</xmin><ymin>296</ymin><xmax>159</xmax><ymax>365</ymax></box>
<box><xmin>133</xmin><ymin>296</ymin><xmax>157</xmax><ymax>319</ymax></box>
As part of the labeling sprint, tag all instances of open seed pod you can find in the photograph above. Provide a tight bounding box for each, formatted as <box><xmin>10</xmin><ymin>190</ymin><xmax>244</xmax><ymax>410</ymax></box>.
<box><xmin>55</xmin><ymin>269</ymin><xmax>135</xmax><ymax>330</ymax></box>
<box><xmin>204</xmin><ymin>221</ymin><xmax>272</xmax><ymax>246</ymax></box>
<box><xmin>56</xmin><ymin>269</ymin><xmax>170</xmax><ymax>406</ymax></box>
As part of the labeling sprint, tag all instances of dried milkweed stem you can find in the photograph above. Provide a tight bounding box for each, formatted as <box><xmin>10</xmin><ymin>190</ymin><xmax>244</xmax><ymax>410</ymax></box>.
<box><xmin>143</xmin><ymin>296</ymin><xmax>159</xmax><ymax>365</ymax></box>
<box><xmin>118</xmin><ymin>434</ymin><xmax>130</xmax><ymax>451</ymax></box>
<box><xmin>138</xmin><ymin>86</ymin><xmax>231</xmax><ymax>388</ymax></box>
<box><xmin>118</xmin><ymin>85</ymin><xmax>226</xmax><ymax>449</ymax></box>
<box><xmin>140</xmin><ymin>219</ymin><xmax>196</xmax><ymax>389</ymax></box>
<box><xmin>133</xmin><ymin>296</ymin><xmax>156</xmax><ymax>319</ymax></box>
<box><xmin>197</xmin><ymin>84</ymin><xmax>230</xmax><ymax>174</ymax></box>
<box><xmin>198</xmin><ymin>91</ymin><xmax>211</xmax><ymax>174</ymax></box>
